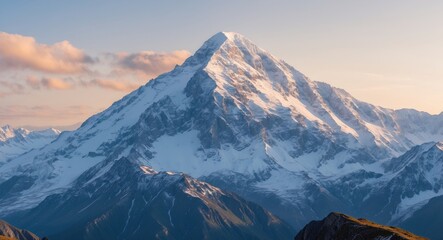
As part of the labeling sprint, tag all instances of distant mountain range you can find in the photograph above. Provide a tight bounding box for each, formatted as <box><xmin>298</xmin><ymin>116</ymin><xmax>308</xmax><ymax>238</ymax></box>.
<box><xmin>0</xmin><ymin>125</ymin><xmax>60</xmax><ymax>163</ymax></box>
<box><xmin>1</xmin><ymin>32</ymin><xmax>442</xmax><ymax>239</ymax></box>
<box><xmin>7</xmin><ymin>157</ymin><xmax>293</xmax><ymax>239</ymax></box>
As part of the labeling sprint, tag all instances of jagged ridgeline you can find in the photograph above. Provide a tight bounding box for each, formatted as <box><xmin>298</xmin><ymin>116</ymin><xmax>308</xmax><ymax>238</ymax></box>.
<box><xmin>0</xmin><ymin>220</ymin><xmax>40</xmax><ymax>240</ymax></box>
<box><xmin>0</xmin><ymin>125</ymin><xmax>60</xmax><ymax>163</ymax></box>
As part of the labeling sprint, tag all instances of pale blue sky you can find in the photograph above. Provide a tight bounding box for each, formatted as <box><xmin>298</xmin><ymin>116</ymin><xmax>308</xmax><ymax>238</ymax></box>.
<box><xmin>1</xmin><ymin>1</ymin><xmax>442</xmax><ymax>128</ymax></box>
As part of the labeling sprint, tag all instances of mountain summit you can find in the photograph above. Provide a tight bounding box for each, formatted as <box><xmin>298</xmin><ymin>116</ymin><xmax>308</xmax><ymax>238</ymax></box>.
<box><xmin>1</xmin><ymin>32</ymin><xmax>442</xmax><ymax>235</ymax></box>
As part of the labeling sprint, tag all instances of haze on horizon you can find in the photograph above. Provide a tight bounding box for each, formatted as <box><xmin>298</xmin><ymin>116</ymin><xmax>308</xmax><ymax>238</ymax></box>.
<box><xmin>1</xmin><ymin>0</ymin><xmax>442</xmax><ymax>129</ymax></box>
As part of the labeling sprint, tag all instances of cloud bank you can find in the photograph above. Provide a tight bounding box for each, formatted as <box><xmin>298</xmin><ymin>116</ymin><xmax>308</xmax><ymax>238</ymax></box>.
<box><xmin>0</xmin><ymin>32</ymin><xmax>93</xmax><ymax>73</ymax></box>
<box><xmin>0</xmin><ymin>32</ymin><xmax>191</xmax><ymax>95</ymax></box>
<box><xmin>26</xmin><ymin>76</ymin><xmax>74</xmax><ymax>90</ymax></box>
<box><xmin>0</xmin><ymin>104</ymin><xmax>97</xmax><ymax>125</ymax></box>
<box><xmin>0</xmin><ymin>32</ymin><xmax>192</xmax><ymax>127</ymax></box>
<box><xmin>83</xmin><ymin>79</ymin><xmax>141</xmax><ymax>92</ymax></box>
<box><xmin>115</xmin><ymin>50</ymin><xmax>190</xmax><ymax>78</ymax></box>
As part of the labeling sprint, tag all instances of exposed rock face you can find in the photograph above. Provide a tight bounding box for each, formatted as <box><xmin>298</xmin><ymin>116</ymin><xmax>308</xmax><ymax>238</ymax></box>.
<box><xmin>0</xmin><ymin>220</ymin><xmax>40</xmax><ymax>240</ymax></box>
<box><xmin>294</xmin><ymin>212</ymin><xmax>426</xmax><ymax>240</ymax></box>
<box><xmin>358</xmin><ymin>142</ymin><xmax>443</xmax><ymax>224</ymax></box>
<box><xmin>7</xmin><ymin>158</ymin><xmax>294</xmax><ymax>240</ymax></box>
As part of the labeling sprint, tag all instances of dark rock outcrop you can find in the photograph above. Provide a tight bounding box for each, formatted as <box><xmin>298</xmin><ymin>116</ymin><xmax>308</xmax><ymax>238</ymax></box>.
<box><xmin>0</xmin><ymin>220</ymin><xmax>40</xmax><ymax>240</ymax></box>
<box><xmin>294</xmin><ymin>212</ymin><xmax>426</xmax><ymax>240</ymax></box>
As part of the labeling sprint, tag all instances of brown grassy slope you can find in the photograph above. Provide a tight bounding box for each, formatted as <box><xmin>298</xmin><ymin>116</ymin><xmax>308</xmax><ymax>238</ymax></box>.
<box><xmin>295</xmin><ymin>212</ymin><xmax>427</xmax><ymax>240</ymax></box>
<box><xmin>340</xmin><ymin>213</ymin><xmax>427</xmax><ymax>240</ymax></box>
<box><xmin>0</xmin><ymin>236</ymin><xmax>16</xmax><ymax>240</ymax></box>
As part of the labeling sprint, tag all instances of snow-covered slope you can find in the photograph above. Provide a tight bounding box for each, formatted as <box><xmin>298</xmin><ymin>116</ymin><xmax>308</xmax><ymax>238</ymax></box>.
<box><xmin>0</xmin><ymin>125</ymin><xmax>60</xmax><ymax>163</ymax></box>
<box><xmin>399</xmin><ymin>194</ymin><xmax>443</xmax><ymax>240</ymax></box>
<box><xmin>324</xmin><ymin>141</ymin><xmax>443</xmax><ymax>239</ymax></box>
<box><xmin>6</xmin><ymin>157</ymin><xmax>293</xmax><ymax>240</ymax></box>
<box><xmin>0</xmin><ymin>32</ymin><xmax>442</xmax><ymax>232</ymax></box>
<box><xmin>368</xmin><ymin>141</ymin><xmax>443</xmax><ymax>223</ymax></box>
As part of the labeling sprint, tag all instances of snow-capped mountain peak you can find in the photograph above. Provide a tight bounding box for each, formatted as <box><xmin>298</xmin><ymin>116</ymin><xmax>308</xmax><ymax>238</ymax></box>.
<box><xmin>356</xmin><ymin>141</ymin><xmax>443</xmax><ymax>228</ymax></box>
<box><xmin>1</xmin><ymin>32</ymin><xmax>442</xmax><ymax>233</ymax></box>
<box><xmin>0</xmin><ymin>125</ymin><xmax>21</xmax><ymax>142</ymax></box>
<box><xmin>0</xmin><ymin>125</ymin><xmax>61</xmax><ymax>163</ymax></box>
<box><xmin>0</xmin><ymin>125</ymin><xmax>60</xmax><ymax>143</ymax></box>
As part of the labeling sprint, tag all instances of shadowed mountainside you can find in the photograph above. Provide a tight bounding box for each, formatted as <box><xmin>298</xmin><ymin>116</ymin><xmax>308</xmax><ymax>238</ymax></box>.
<box><xmin>6</xmin><ymin>158</ymin><xmax>294</xmax><ymax>240</ymax></box>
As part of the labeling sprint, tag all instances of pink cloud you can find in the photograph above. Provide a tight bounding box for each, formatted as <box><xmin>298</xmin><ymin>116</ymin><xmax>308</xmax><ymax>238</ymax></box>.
<box><xmin>0</xmin><ymin>104</ymin><xmax>102</xmax><ymax>128</ymax></box>
<box><xmin>0</xmin><ymin>32</ymin><xmax>93</xmax><ymax>73</ymax></box>
<box><xmin>0</xmin><ymin>32</ymin><xmax>192</xmax><ymax>97</ymax></box>
<box><xmin>26</xmin><ymin>76</ymin><xmax>74</xmax><ymax>90</ymax></box>
<box><xmin>25</xmin><ymin>76</ymin><xmax>41</xmax><ymax>89</ymax></box>
<box><xmin>24</xmin><ymin>75</ymin><xmax>140</xmax><ymax>92</ymax></box>
<box><xmin>41</xmin><ymin>77</ymin><xmax>74</xmax><ymax>90</ymax></box>
<box><xmin>115</xmin><ymin>50</ymin><xmax>190</xmax><ymax>78</ymax></box>
<box><xmin>85</xmin><ymin>78</ymin><xmax>141</xmax><ymax>92</ymax></box>
<box><xmin>0</xmin><ymin>80</ymin><xmax>25</xmax><ymax>97</ymax></box>
<box><xmin>0</xmin><ymin>105</ymin><xmax>96</xmax><ymax>122</ymax></box>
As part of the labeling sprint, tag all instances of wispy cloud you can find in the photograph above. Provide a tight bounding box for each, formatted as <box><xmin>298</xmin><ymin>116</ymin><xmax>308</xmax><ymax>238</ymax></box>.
<box><xmin>0</xmin><ymin>32</ymin><xmax>193</xmax><ymax>126</ymax></box>
<box><xmin>0</xmin><ymin>32</ymin><xmax>191</xmax><ymax>96</ymax></box>
<box><xmin>26</xmin><ymin>76</ymin><xmax>74</xmax><ymax>90</ymax></box>
<box><xmin>113</xmin><ymin>50</ymin><xmax>190</xmax><ymax>78</ymax></box>
<box><xmin>85</xmin><ymin>78</ymin><xmax>140</xmax><ymax>92</ymax></box>
<box><xmin>24</xmin><ymin>76</ymin><xmax>140</xmax><ymax>92</ymax></box>
<box><xmin>0</xmin><ymin>80</ymin><xmax>25</xmax><ymax>97</ymax></box>
<box><xmin>0</xmin><ymin>105</ymin><xmax>97</xmax><ymax>122</ymax></box>
<box><xmin>0</xmin><ymin>32</ymin><xmax>93</xmax><ymax>74</ymax></box>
